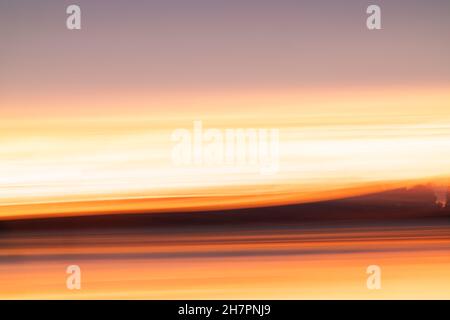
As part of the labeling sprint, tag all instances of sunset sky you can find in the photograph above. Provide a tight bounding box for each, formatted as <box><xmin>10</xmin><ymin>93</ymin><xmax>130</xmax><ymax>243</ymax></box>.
<box><xmin>1</xmin><ymin>0</ymin><xmax>450</xmax><ymax>219</ymax></box>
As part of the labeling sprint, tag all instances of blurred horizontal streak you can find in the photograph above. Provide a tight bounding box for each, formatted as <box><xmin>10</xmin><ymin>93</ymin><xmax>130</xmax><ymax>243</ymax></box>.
<box><xmin>1</xmin><ymin>223</ymin><xmax>449</xmax><ymax>299</ymax></box>
<box><xmin>1</xmin><ymin>88</ymin><xmax>450</xmax><ymax>219</ymax></box>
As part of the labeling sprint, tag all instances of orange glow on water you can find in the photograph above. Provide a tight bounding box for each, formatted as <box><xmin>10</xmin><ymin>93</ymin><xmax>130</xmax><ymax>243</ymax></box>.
<box><xmin>1</xmin><ymin>225</ymin><xmax>449</xmax><ymax>299</ymax></box>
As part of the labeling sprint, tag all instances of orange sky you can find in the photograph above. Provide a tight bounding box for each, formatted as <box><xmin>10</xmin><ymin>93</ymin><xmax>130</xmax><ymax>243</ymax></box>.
<box><xmin>1</xmin><ymin>87</ymin><xmax>450</xmax><ymax>219</ymax></box>
<box><xmin>1</xmin><ymin>0</ymin><xmax>450</xmax><ymax>219</ymax></box>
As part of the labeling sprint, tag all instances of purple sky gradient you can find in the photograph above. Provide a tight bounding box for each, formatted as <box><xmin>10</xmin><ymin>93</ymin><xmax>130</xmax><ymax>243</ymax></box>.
<box><xmin>0</xmin><ymin>0</ymin><xmax>449</xmax><ymax>96</ymax></box>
